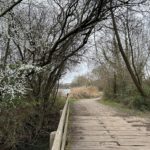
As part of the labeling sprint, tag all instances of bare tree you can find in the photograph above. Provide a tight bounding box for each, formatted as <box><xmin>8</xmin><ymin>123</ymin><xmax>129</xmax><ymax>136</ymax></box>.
<box><xmin>0</xmin><ymin>0</ymin><xmax>149</xmax><ymax>149</ymax></box>
<box><xmin>110</xmin><ymin>0</ymin><xmax>149</xmax><ymax>97</ymax></box>
<box><xmin>0</xmin><ymin>0</ymin><xmax>23</xmax><ymax>17</ymax></box>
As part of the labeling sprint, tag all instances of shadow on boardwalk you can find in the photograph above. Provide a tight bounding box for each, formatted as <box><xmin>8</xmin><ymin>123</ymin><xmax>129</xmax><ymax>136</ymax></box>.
<box><xmin>66</xmin><ymin>98</ymin><xmax>150</xmax><ymax>150</ymax></box>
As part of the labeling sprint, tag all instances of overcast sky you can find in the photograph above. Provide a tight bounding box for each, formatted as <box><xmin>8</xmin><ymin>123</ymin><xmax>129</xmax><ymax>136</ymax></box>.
<box><xmin>60</xmin><ymin>62</ymin><xmax>90</xmax><ymax>83</ymax></box>
<box><xmin>60</xmin><ymin>33</ymin><xmax>97</xmax><ymax>84</ymax></box>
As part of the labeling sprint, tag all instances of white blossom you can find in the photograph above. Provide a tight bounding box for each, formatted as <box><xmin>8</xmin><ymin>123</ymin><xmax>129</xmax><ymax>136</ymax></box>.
<box><xmin>0</xmin><ymin>64</ymin><xmax>34</xmax><ymax>103</ymax></box>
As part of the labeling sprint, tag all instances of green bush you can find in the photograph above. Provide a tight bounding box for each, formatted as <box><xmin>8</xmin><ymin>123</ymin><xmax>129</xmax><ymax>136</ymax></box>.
<box><xmin>0</xmin><ymin>96</ymin><xmax>66</xmax><ymax>150</ymax></box>
<box><xmin>128</xmin><ymin>95</ymin><xmax>146</xmax><ymax>110</ymax></box>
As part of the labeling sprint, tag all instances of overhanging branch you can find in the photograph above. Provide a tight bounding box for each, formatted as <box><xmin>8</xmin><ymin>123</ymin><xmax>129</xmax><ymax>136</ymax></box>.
<box><xmin>0</xmin><ymin>0</ymin><xmax>23</xmax><ymax>17</ymax></box>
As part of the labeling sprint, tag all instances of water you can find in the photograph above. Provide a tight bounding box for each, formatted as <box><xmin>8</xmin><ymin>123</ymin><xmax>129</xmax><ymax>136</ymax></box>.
<box><xmin>58</xmin><ymin>89</ymin><xmax>70</xmax><ymax>95</ymax></box>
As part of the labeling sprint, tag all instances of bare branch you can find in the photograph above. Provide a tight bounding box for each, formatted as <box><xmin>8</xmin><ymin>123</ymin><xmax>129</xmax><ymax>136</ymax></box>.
<box><xmin>0</xmin><ymin>0</ymin><xmax>23</xmax><ymax>17</ymax></box>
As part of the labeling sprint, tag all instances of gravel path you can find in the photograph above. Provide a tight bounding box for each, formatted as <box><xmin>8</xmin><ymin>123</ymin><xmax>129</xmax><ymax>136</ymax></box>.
<box><xmin>67</xmin><ymin>98</ymin><xmax>150</xmax><ymax>150</ymax></box>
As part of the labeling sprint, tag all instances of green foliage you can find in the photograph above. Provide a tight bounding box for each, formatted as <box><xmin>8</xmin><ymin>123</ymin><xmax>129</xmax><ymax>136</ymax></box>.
<box><xmin>102</xmin><ymin>70</ymin><xmax>150</xmax><ymax>111</ymax></box>
<box><xmin>104</xmin><ymin>91</ymin><xmax>150</xmax><ymax>111</ymax></box>
<box><xmin>0</xmin><ymin>96</ymin><xmax>66</xmax><ymax>150</ymax></box>
<box><xmin>129</xmin><ymin>95</ymin><xmax>146</xmax><ymax>110</ymax></box>
<box><xmin>103</xmin><ymin>78</ymin><xmax>150</xmax><ymax>111</ymax></box>
<box><xmin>100</xmin><ymin>98</ymin><xmax>150</xmax><ymax>117</ymax></box>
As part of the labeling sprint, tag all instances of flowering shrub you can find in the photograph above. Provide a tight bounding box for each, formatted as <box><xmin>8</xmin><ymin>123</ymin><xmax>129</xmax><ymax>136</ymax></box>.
<box><xmin>0</xmin><ymin>64</ymin><xmax>41</xmax><ymax>104</ymax></box>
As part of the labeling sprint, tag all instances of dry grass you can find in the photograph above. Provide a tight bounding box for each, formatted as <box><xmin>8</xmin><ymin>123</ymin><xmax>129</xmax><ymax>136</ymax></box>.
<box><xmin>70</xmin><ymin>86</ymin><xmax>100</xmax><ymax>99</ymax></box>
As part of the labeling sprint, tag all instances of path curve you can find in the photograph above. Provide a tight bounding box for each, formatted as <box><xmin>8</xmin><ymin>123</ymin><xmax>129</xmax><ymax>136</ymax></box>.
<box><xmin>67</xmin><ymin>98</ymin><xmax>150</xmax><ymax>150</ymax></box>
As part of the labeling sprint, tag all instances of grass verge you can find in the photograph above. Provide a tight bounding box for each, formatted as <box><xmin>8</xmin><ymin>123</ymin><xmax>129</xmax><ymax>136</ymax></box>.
<box><xmin>100</xmin><ymin>98</ymin><xmax>150</xmax><ymax>118</ymax></box>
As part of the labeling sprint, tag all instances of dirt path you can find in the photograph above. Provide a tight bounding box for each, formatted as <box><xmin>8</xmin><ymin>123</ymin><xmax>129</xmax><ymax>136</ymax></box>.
<box><xmin>66</xmin><ymin>98</ymin><xmax>150</xmax><ymax>150</ymax></box>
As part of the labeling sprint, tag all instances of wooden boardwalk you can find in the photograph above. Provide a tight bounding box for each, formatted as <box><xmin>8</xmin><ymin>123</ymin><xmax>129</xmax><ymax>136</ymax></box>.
<box><xmin>66</xmin><ymin>98</ymin><xmax>150</xmax><ymax>150</ymax></box>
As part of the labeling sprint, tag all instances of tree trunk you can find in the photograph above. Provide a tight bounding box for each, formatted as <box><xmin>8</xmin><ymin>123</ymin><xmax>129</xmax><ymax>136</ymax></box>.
<box><xmin>113</xmin><ymin>72</ymin><xmax>117</xmax><ymax>96</ymax></box>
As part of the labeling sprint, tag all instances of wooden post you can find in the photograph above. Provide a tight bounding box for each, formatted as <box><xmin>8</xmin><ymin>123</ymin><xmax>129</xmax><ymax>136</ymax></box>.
<box><xmin>60</xmin><ymin>109</ymin><xmax>63</xmax><ymax>116</ymax></box>
<box><xmin>50</xmin><ymin>131</ymin><xmax>56</xmax><ymax>150</ymax></box>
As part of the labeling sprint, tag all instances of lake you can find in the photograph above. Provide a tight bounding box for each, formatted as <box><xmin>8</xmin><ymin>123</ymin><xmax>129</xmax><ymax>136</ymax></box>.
<box><xmin>58</xmin><ymin>89</ymin><xmax>71</xmax><ymax>95</ymax></box>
